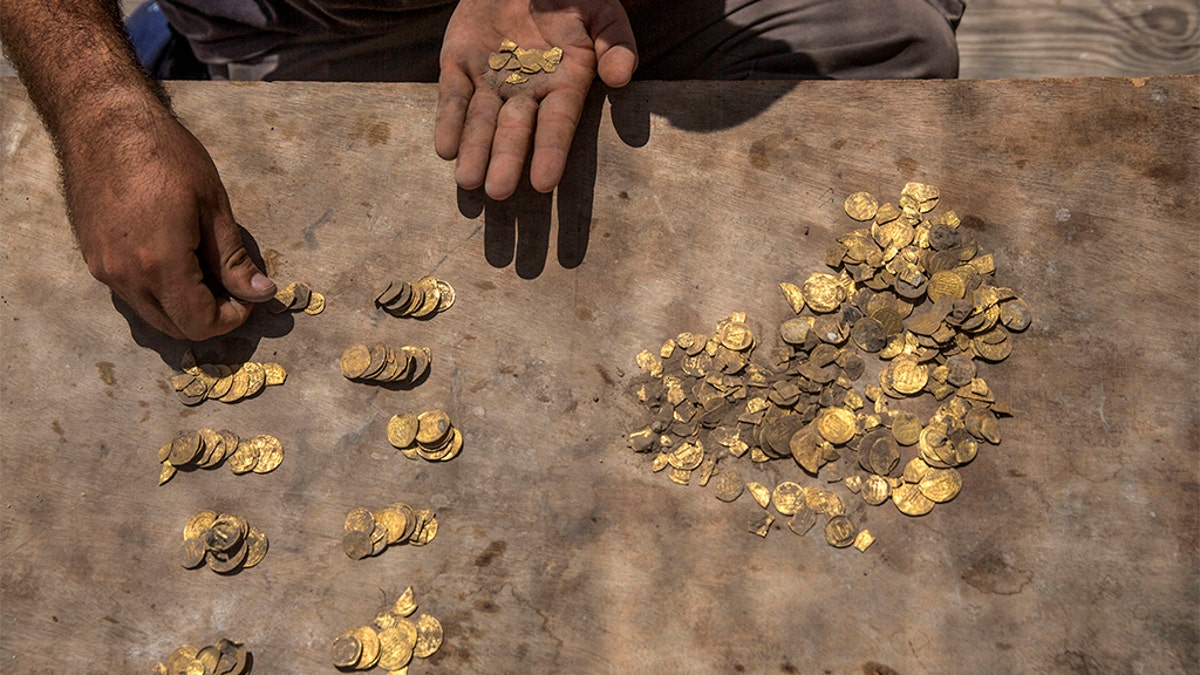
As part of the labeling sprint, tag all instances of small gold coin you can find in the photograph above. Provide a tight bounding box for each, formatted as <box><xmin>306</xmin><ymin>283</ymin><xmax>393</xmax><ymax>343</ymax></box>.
<box><xmin>816</xmin><ymin>407</ymin><xmax>857</xmax><ymax>445</ymax></box>
<box><xmin>824</xmin><ymin>515</ymin><xmax>856</xmax><ymax>547</ymax></box>
<box><xmin>889</xmin><ymin>355</ymin><xmax>928</xmax><ymax>396</ymax></box>
<box><xmin>303</xmin><ymin>291</ymin><xmax>326</xmax><ymax>315</ymax></box>
<box><xmin>918</xmin><ymin>467</ymin><xmax>963</xmax><ymax>503</ymax></box>
<box><xmin>412</xmin><ymin>614</ymin><xmax>443</xmax><ymax>659</ymax></box>
<box><xmin>853</xmin><ymin>529</ymin><xmax>876</xmax><ymax>552</ymax></box>
<box><xmin>892</xmin><ymin>483</ymin><xmax>935</xmax><ymax>516</ymax></box>
<box><xmin>387</xmin><ymin>414</ymin><xmax>420</xmax><ymax>449</ymax></box>
<box><xmin>770</xmin><ymin>481</ymin><xmax>806</xmax><ymax>516</ymax></box>
<box><xmin>712</xmin><ymin>469</ymin><xmax>744</xmax><ymax>502</ymax></box>
<box><xmin>415</xmin><ymin>410</ymin><xmax>452</xmax><ymax>446</ymax></box>
<box><xmin>779</xmin><ymin>282</ymin><xmax>805</xmax><ymax>313</ymax></box>
<box><xmin>377</xmin><ymin>626</ymin><xmax>415</xmax><ymax>671</ymax></box>
<box><xmin>393</xmin><ymin>587</ymin><xmax>418</xmax><ymax>617</ymax></box>
<box><xmin>786</xmin><ymin>505</ymin><xmax>817</xmax><ymax>536</ymax></box>
<box><xmin>861</xmin><ymin>475</ymin><xmax>891</xmax><ymax>505</ymax></box>
<box><xmin>746</xmin><ymin>482</ymin><xmax>771</xmax><ymax>508</ymax></box>
<box><xmin>250</xmin><ymin>435</ymin><xmax>283</xmax><ymax>473</ymax></box>
<box><xmin>844</xmin><ymin>191</ymin><xmax>879</xmax><ymax>221</ymax></box>
<box><xmin>352</xmin><ymin>626</ymin><xmax>382</xmax><ymax>669</ymax></box>
<box><xmin>340</xmin><ymin>344</ymin><xmax>372</xmax><ymax>379</ymax></box>
<box><xmin>802</xmin><ymin>273</ymin><xmax>844</xmax><ymax>313</ymax></box>
<box><xmin>435</xmin><ymin>280</ymin><xmax>456</xmax><ymax>312</ymax></box>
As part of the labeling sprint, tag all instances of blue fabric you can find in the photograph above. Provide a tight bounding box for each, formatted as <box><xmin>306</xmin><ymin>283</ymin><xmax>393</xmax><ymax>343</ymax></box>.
<box><xmin>125</xmin><ymin>1</ymin><xmax>172</xmax><ymax>69</ymax></box>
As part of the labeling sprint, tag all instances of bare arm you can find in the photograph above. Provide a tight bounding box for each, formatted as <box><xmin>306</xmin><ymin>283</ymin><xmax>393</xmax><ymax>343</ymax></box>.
<box><xmin>1</xmin><ymin>0</ymin><xmax>276</xmax><ymax>340</ymax></box>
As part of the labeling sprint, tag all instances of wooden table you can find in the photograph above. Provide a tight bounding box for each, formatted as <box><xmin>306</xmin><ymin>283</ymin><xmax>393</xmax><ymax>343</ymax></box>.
<box><xmin>2</xmin><ymin>76</ymin><xmax>1197</xmax><ymax>673</ymax></box>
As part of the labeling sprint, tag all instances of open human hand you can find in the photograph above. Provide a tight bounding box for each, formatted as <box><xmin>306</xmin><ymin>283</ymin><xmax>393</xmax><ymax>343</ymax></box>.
<box><xmin>63</xmin><ymin>109</ymin><xmax>276</xmax><ymax>341</ymax></box>
<box><xmin>435</xmin><ymin>0</ymin><xmax>637</xmax><ymax>200</ymax></box>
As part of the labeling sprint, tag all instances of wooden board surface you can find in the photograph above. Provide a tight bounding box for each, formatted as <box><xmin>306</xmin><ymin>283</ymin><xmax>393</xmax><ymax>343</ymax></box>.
<box><xmin>1</xmin><ymin>76</ymin><xmax>1198</xmax><ymax>673</ymax></box>
<box><xmin>958</xmin><ymin>0</ymin><xmax>1200</xmax><ymax>78</ymax></box>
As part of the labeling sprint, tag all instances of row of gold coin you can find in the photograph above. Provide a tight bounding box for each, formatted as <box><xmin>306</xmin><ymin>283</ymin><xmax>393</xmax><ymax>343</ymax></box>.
<box><xmin>375</xmin><ymin>276</ymin><xmax>455</xmax><ymax>319</ymax></box>
<box><xmin>340</xmin><ymin>342</ymin><xmax>432</xmax><ymax>385</ymax></box>
<box><xmin>153</xmin><ymin>638</ymin><xmax>250</xmax><ymax>675</ymax></box>
<box><xmin>386</xmin><ymin>410</ymin><xmax>463</xmax><ymax>462</ymax></box>
<box><xmin>342</xmin><ymin>502</ymin><xmax>438</xmax><ymax>560</ymax></box>
<box><xmin>179</xmin><ymin>510</ymin><xmax>268</xmax><ymax>575</ymax></box>
<box><xmin>331</xmin><ymin>587</ymin><xmax>443</xmax><ymax>671</ymax></box>
<box><xmin>269</xmin><ymin>280</ymin><xmax>326</xmax><ymax>315</ymax></box>
<box><xmin>170</xmin><ymin>351</ymin><xmax>287</xmax><ymax>406</ymax></box>
<box><xmin>157</xmin><ymin>428</ymin><xmax>284</xmax><ymax>485</ymax></box>
<box><xmin>488</xmin><ymin>39</ymin><xmax>563</xmax><ymax>85</ymax></box>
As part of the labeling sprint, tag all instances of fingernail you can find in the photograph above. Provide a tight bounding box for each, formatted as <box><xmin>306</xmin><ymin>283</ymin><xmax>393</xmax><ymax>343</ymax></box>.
<box><xmin>250</xmin><ymin>273</ymin><xmax>275</xmax><ymax>293</ymax></box>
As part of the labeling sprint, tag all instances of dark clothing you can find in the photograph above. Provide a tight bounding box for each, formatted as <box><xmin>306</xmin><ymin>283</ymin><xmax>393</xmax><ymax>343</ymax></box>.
<box><xmin>156</xmin><ymin>0</ymin><xmax>964</xmax><ymax>81</ymax></box>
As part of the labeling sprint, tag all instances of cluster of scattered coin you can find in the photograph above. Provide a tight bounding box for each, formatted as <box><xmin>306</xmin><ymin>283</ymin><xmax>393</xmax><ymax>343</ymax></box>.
<box><xmin>340</xmin><ymin>343</ymin><xmax>432</xmax><ymax>385</ymax></box>
<box><xmin>269</xmin><ymin>280</ymin><xmax>325</xmax><ymax>315</ymax></box>
<box><xmin>626</xmin><ymin>183</ymin><xmax>1028</xmax><ymax>549</ymax></box>
<box><xmin>331</xmin><ymin>587</ymin><xmax>443</xmax><ymax>671</ymax></box>
<box><xmin>157</xmin><ymin>428</ymin><xmax>284</xmax><ymax>485</ymax></box>
<box><xmin>153</xmin><ymin>638</ymin><xmax>250</xmax><ymax>675</ymax></box>
<box><xmin>170</xmin><ymin>352</ymin><xmax>287</xmax><ymax>406</ymax></box>
<box><xmin>180</xmin><ymin>510</ymin><xmax>268</xmax><ymax>574</ymax></box>
<box><xmin>375</xmin><ymin>276</ymin><xmax>455</xmax><ymax>318</ymax></box>
<box><xmin>386</xmin><ymin>410</ymin><xmax>462</xmax><ymax>462</ymax></box>
<box><xmin>488</xmin><ymin>39</ymin><xmax>563</xmax><ymax>85</ymax></box>
<box><xmin>343</xmin><ymin>503</ymin><xmax>438</xmax><ymax>560</ymax></box>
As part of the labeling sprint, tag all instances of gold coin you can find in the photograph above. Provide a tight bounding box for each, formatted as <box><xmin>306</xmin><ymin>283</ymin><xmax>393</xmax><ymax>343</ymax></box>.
<box><xmin>344</xmin><ymin>507</ymin><xmax>376</xmax><ymax>534</ymax></box>
<box><xmin>824</xmin><ymin>515</ymin><xmax>856</xmax><ymax>548</ymax></box>
<box><xmin>853</xmin><ymin>530</ymin><xmax>876</xmax><ymax>552</ymax></box>
<box><xmin>779</xmin><ymin>317</ymin><xmax>814</xmax><ymax>345</ymax></box>
<box><xmin>779</xmin><ymin>282</ymin><xmax>805</xmax><ymax>313</ymax></box>
<box><xmin>891</xmin><ymin>411</ymin><xmax>923</xmax><ymax>445</ymax></box>
<box><xmin>667</xmin><ymin>467</ymin><xmax>691</xmax><ymax>485</ymax></box>
<box><xmin>179</xmin><ymin>537</ymin><xmax>207</xmax><ymax>568</ymax></box>
<box><xmin>340</xmin><ymin>344</ymin><xmax>372</xmax><ymax>379</ymax></box>
<box><xmin>415</xmin><ymin>410</ymin><xmax>451</xmax><ymax>447</ymax></box>
<box><xmin>410</xmin><ymin>276</ymin><xmax>442</xmax><ymax>318</ymax></box>
<box><xmin>227</xmin><ymin>440</ymin><xmax>260</xmax><ymax>475</ymax></box>
<box><xmin>251</xmin><ymin>435</ymin><xmax>283</xmax><ymax>473</ymax></box>
<box><xmin>667</xmin><ymin>441</ymin><xmax>704</xmax><ymax>471</ymax></box>
<box><xmin>918</xmin><ymin>467</ymin><xmax>963</xmax><ymax>503</ymax></box>
<box><xmin>412</xmin><ymin>614</ymin><xmax>443</xmax><ymax>659</ymax></box>
<box><xmin>387</xmin><ymin>414</ymin><xmax>419</xmax><ymax>449</ymax></box>
<box><xmin>184</xmin><ymin>510</ymin><xmax>217</xmax><ymax>541</ymax></box>
<box><xmin>746</xmin><ymin>482</ymin><xmax>771</xmax><ymax>508</ymax></box>
<box><xmin>207</xmin><ymin>540</ymin><xmax>248</xmax><ymax>574</ymax></box>
<box><xmin>330</xmin><ymin>633</ymin><xmax>362</xmax><ymax>668</ymax></box>
<box><xmin>159</xmin><ymin>462</ymin><xmax>177</xmax><ymax>486</ymax></box>
<box><xmin>435</xmin><ymin>280</ymin><xmax>456</xmax><ymax>312</ymax></box>
<box><xmin>717</xmin><ymin>321</ymin><xmax>754</xmax><ymax>351</ymax></box>
<box><xmin>786</xmin><ymin>505</ymin><xmax>817</xmax><ymax>536</ymax></box>
<box><xmin>1000</xmin><ymin>298</ymin><xmax>1032</xmax><ymax>331</ymax></box>
<box><xmin>892</xmin><ymin>483</ymin><xmax>935</xmax><ymax>516</ymax></box>
<box><xmin>749</xmin><ymin>513</ymin><xmax>775</xmax><ymax>538</ymax></box>
<box><xmin>243</xmin><ymin>526</ymin><xmax>269</xmax><ymax>568</ymax></box>
<box><xmin>374</xmin><ymin>508</ymin><xmax>408</xmax><ymax>546</ymax></box>
<box><xmin>844</xmin><ymin>191</ymin><xmax>879</xmax><ymax>221</ymax></box>
<box><xmin>927</xmin><ymin>270</ymin><xmax>966</xmax><ymax>303</ymax></box>
<box><xmin>861</xmin><ymin>475</ymin><xmax>891</xmax><ymax>505</ymax></box>
<box><xmin>352</xmin><ymin>626</ymin><xmax>382</xmax><ymax>669</ymax></box>
<box><xmin>304</xmin><ymin>291</ymin><xmax>326</xmax><ymax>315</ymax></box>
<box><xmin>377</xmin><ymin>626</ymin><xmax>415</xmax><ymax>671</ymax></box>
<box><xmin>168</xmin><ymin>429</ymin><xmax>203</xmax><ymax>466</ymax></box>
<box><xmin>889</xmin><ymin>355</ymin><xmax>928</xmax><ymax>395</ymax></box>
<box><xmin>262</xmin><ymin>362</ymin><xmax>287</xmax><ymax>386</ymax></box>
<box><xmin>343</xmin><ymin>530</ymin><xmax>374</xmax><ymax>560</ymax></box>
<box><xmin>712</xmin><ymin>469</ymin><xmax>744</xmax><ymax>502</ymax></box>
<box><xmin>903</xmin><ymin>457</ymin><xmax>932</xmax><ymax>484</ymax></box>
<box><xmin>806</xmin><ymin>487</ymin><xmax>846</xmax><ymax>516</ymax></box>
<box><xmin>801</xmin><ymin>273</ymin><xmax>843</xmax><ymax>313</ymax></box>
<box><xmin>439</xmin><ymin>428</ymin><xmax>464</xmax><ymax>461</ymax></box>
<box><xmin>393</xmin><ymin>587</ymin><xmax>418</xmax><ymax>617</ymax></box>
<box><xmin>815</xmin><ymin>407</ymin><xmax>857</xmax><ymax>445</ymax></box>
<box><xmin>770</xmin><ymin>481</ymin><xmax>805</xmax><ymax>516</ymax></box>
<box><xmin>411</xmin><ymin>515</ymin><xmax>439</xmax><ymax>546</ymax></box>
<box><xmin>488</xmin><ymin>52</ymin><xmax>512</xmax><ymax>70</ymax></box>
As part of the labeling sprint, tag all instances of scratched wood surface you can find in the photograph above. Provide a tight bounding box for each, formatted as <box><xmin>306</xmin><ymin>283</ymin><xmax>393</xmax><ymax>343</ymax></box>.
<box><xmin>1</xmin><ymin>77</ymin><xmax>1197</xmax><ymax>673</ymax></box>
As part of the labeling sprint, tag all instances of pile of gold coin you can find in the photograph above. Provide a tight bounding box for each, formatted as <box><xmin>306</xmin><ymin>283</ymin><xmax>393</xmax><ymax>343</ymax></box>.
<box><xmin>488</xmin><ymin>39</ymin><xmax>563</xmax><ymax>85</ymax></box>
<box><xmin>626</xmin><ymin>183</ymin><xmax>1029</xmax><ymax>550</ymax></box>
<box><xmin>157</xmin><ymin>428</ymin><xmax>284</xmax><ymax>485</ymax></box>
<box><xmin>330</xmin><ymin>587</ymin><xmax>443</xmax><ymax>671</ymax></box>
<box><xmin>269</xmin><ymin>280</ymin><xmax>325</xmax><ymax>315</ymax></box>
<box><xmin>386</xmin><ymin>410</ymin><xmax>462</xmax><ymax>462</ymax></box>
<box><xmin>170</xmin><ymin>351</ymin><xmax>287</xmax><ymax>406</ymax></box>
<box><xmin>180</xmin><ymin>510</ymin><xmax>268</xmax><ymax>574</ymax></box>
<box><xmin>342</xmin><ymin>503</ymin><xmax>438</xmax><ymax>560</ymax></box>
<box><xmin>153</xmin><ymin>638</ymin><xmax>250</xmax><ymax>675</ymax></box>
<box><xmin>375</xmin><ymin>276</ymin><xmax>455</xmax><ymax>318</ymax></box>
<box><xmin>340</xmin><ymin>343</ymin><xmax>432</xmax><ymax>385</ymax></box>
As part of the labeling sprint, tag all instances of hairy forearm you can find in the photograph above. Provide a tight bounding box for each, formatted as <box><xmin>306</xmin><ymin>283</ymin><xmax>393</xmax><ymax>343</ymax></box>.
<box><xmin>0</xmin><ymin>0</ymin><xmax>170</xmax><ymax>160</ymax></box>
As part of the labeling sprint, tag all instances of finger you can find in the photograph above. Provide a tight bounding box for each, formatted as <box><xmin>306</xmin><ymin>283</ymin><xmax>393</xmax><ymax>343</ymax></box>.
<box><xmin>484</xmin><ymin>96</ymin><xmax>539</xmax><ymax>200</ymax></box>
<box><xmin>200</xmin><ymin>196</ymin><xmax>276</xmax><ymax>303</ymax></box>
<box><xmin>158</xmin><ymin>254</ymin><xmax>254</xmax><ymax>341</ymax></box>
<box><xmin>529</xmin><ymin>87</ymin><xmax>586</xmax><ymax>193</ymax></box>
<box><xmin>455</xmin><ymin>90</ymin><xmax>504</xmax><ymax>190</ymax></box>
<box><xmin>123</xmin><ymin>288</ymin><xmax>187</xmax><ymax>340</ymax></box>
<box><xmin>436</xmin><ymin>66</ymin><xmax>474</xmax><ymax>160</ymax></box>
<box><xmin>590</xmin><ymin>2</ymin><xmax>638</xmax><ymax>87</ymax></box>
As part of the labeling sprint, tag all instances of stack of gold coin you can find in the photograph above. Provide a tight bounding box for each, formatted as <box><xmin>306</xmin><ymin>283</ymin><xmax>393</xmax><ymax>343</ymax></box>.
<box><xmin>331</xmin><ymin>587</ymin><xmax>443</xmax><ymax>671</ymax></box>
<box><xmin>340</xmin><ymin>343</ymin><xmax>432</xmax><ymax>385</ymax></box>
<box><xmin>488</xmin><ymin>39</ymin><xmax>563</xmax><ymax>85</ymax></box>
<box><xmin>179</xmin><ymin>510</ymin><xmax>268</xmax><ymax>574</ymax></box>
<box><xmin>386</xmin><ymin>410</ymin><xmax>462</xmax><ymax>462</ymax></box>
<box><xmin>375</xmin><ymin>276</ymin><xmax>455</xmax><ymax>318</ymax></box>
<box><xmin>169</xmin><ymin>351</ymin><xmax>287</xmax><ymax>406</ymax></box>
<box><xmin>342</xmin><ymin>503</ymin><xmax>438</xmax><ymax>560</ymax></box>
<box><xmin>153</xmin><ymin>638</ymin><xmax>250</xmax><ymax>675</ymax></box>
<box><xmin>269</xmin><ymin>280</ymin><xmax>326</xmax><ymax>315</ymax></box>
<box><xmin>624</xmin><ymin>183</ymin><xmax>1030</xmax><ymax>550</ymax></box>
<box><xmin>157</xmin><ymin>429</ymin><xmax>284</xmax><ymax>485</ymax></box>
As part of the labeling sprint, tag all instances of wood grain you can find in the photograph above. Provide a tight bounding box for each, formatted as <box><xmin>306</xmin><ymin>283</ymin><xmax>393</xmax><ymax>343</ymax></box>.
<box><xmin>1</xmin><ymin>77</ymin><xmax>1198</xmax><ymax>673</ymax></box>
<box><xmin>959</xmin><ymin>0</ymin><xmax>1200</xmax><ymax>78</ymax></box>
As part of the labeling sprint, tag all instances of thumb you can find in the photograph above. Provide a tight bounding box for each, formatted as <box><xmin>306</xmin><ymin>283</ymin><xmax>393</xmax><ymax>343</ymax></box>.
<box><xmin>203</xmin><ymin>203</ymin><xmax>277</xmax><ymax>303</ymax></box>
<box><xmin>590</xmin><ymin>1</ymin><xmax>637</xmax><ymax>88</ymax></box>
